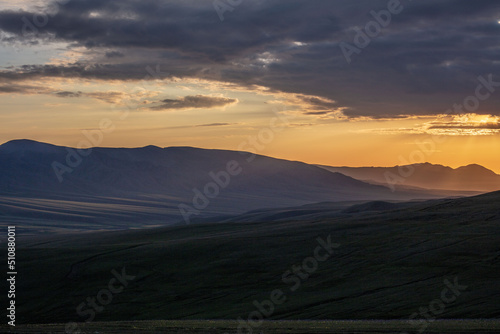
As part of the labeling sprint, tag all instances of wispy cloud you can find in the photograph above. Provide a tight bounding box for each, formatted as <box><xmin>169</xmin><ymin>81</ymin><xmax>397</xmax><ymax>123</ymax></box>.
<box><xmin>426</xmin><ymin>114</ymin><xmax>500</xmax><ymax>136</ymax></box>
<box><xmin>196</xmin><ymin>123</ymin><xmax>235</xmax><ymax>127</ymax></box>
<box><xmin>0</xmin><ymin>83</ymin><xmax>130</xmax><ymax>104</ymax></box>
<box><xmin>0</xmin><ymin>84</ymin><xmax>52</xmax><ymax>94</ymax></box>
<box><xmin>149</xmin><ymin>95</ymin><xmax>238</xmax><ymax>111</ymax></box>
<box><xmin>152</xmin><ymin>123</ymin><xmax>241</xmax><ymax>130</ymax></box>
<box><xmin>361</xmin><ymin>114</ymin><xmax>500</xmax><ymax>136</ymax></box>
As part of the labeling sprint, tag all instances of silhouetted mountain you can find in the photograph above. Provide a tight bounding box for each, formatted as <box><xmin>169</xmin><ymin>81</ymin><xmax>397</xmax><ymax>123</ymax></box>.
<box><xmin>0</xmin><ymin>140</ymin><xmax>445</xmax><ymax>233</ymax></box>
<box><xmin>317</xmin><ymin>162</ymin><xmax>500</xmax><ymax>192</ymax></box>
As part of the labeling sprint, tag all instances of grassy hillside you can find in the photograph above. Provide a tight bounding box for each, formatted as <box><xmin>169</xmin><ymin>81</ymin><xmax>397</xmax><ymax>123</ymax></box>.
<box><xmin>7</xmin><ymin>192</ymin><xmax>500</xmax><ymax>325</ymax></box>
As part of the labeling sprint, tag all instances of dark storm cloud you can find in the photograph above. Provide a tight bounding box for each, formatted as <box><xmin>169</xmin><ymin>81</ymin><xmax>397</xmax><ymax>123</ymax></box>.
<box><xmin>0</xmin><ymin>0</ymin><xmax>500</xmax><ymax>118</ymax></box>
<box><xmin>150</xmin><ymin>95</ymin><xmax>238</xmax><ymax>110</ymax></box>
<box><xmin>0</xmin><ymin>0</ymin><xmax>340</xmax><ymax>59</ymax></box>
<box><xmin>105</xmin><ymin>51</ymin><xmax>125</xmax><ymax>58</ymax></box>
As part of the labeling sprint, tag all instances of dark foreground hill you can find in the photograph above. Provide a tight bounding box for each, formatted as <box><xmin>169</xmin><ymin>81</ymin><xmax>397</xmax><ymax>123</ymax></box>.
<box><xmin>0</xmin><ymin>139</ymin><xmax>451</xmax><ymax>233</ymax></box>
<box><xmin>11</xmin><ymin>191</ymin><xmax>500</xmax><ymax>324</ymax></box>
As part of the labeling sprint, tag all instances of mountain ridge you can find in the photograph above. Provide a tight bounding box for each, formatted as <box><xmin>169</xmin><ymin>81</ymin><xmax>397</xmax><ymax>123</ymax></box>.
<box><xmin>317</xmin><ymin>162</ymin><xmax>500</xmax><ymax>192</ymax></box>
<box><xmin>0</xmin><ymin>139</ymin><xmax>448</xmax><ymax>233</ymax></box>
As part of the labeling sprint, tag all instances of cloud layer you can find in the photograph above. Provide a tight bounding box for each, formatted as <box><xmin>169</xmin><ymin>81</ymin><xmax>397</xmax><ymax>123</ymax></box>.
<box><xmin>1</xmin><ymin>0</ymin><xmax>500</xmax><ymax>118</ymax></box>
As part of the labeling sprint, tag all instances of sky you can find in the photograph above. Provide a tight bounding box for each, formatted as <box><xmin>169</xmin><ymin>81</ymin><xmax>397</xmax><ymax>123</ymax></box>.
<box><xmin>0</xmin><ymin>0</ymin><xmax>499</xmax><ymax>172</ymax></box>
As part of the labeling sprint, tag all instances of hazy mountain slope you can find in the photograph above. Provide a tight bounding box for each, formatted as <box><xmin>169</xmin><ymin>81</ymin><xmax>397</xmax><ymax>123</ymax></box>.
<box><xmin>0</xmin><ymin>195</ymin><xmax>178</xmax><ymax>234</ymax></box>
<box><xmin>317</xmin><ymin>163</ymin><xmax>500</xmax><ymax>192</ymax></box>
<box><xmin>190</xmin><ymin>200</ymin><xmax>423</xmax><ymax>224</ymax></box>
<box><xmin>15</xmin><ymin>191</ymin><xmax>500</xmax><ymax>323</ymax></box>
<box><xmin>0</xmin><ymin>140</ymin><xmax>446</xmax><ymax>232</ymax></box>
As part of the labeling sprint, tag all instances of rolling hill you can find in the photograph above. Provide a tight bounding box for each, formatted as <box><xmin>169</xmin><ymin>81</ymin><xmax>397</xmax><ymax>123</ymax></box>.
<box><xmin>11</xmin><ymin>191</ymin><xmax>500</xmax><ymax>324</ymax></box>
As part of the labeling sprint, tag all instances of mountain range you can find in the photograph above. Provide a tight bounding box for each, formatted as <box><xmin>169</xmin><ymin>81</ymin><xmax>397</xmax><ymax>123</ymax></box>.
<box><xmin>317</xmin><ymin>163</ymin><xmax>500</xmax><ymax>192</ymax></box>
<box><xmin>0</xmin><ymin>139</ymin><xmax>495</xmax><ymax>233</ymax></box>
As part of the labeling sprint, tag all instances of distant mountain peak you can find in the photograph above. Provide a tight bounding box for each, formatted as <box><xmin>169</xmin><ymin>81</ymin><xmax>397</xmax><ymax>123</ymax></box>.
<box><xmin>0</xmin><ymin>139</ymin><xmax>61</xmax><ymax>153</ymax></box>
<box><xmin>456</xmin><ymin>164</ymin><xmax>497</xmax><ymax>175</ymax></box>
<box><xmin>140</xmin><ymin>145</ymin><xmax>162</xmax><ymax>150</ymax></box>
<box><xmin>407</xmin><ymin>162</ymin><xmax>495</xmax><ymax>174</ymax></box>
<box><xmin>460</xmin><ymin>163</ymin><xmax>488</xmax><ymax>169</ymax></box>
<box><xmin>413</xmin><ymin>162</ymin><xmax>435</xmax><ymax>166</ymax></box>
<box><xmin>2</xmin><ymin>139</ymin><xmax>41</xmax><ymax>146</ymax></box>
<box><xmin>417</xmin><ymin>162</ymin><xmax>446</xmax><ymax>167</ymax></box>
<box><xmin>318</xmin><ymin>161</ymin><xmax>500</xmax><ymax>192</ymax></box>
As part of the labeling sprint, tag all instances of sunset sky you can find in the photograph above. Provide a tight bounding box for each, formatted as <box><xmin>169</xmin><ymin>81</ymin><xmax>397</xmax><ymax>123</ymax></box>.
<box><xmin>0</xmin><ymin>0</ymin><xmax>499</xmax><ymax>172</ymax></box>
